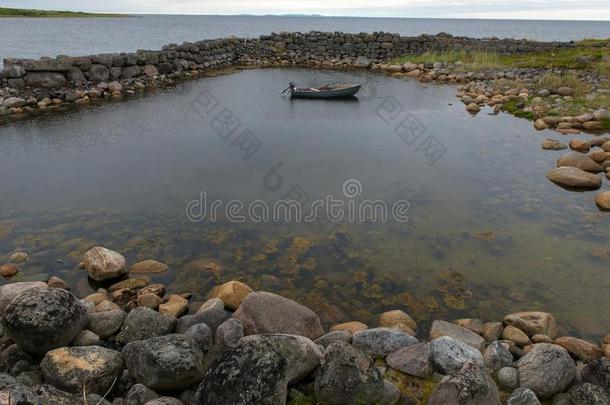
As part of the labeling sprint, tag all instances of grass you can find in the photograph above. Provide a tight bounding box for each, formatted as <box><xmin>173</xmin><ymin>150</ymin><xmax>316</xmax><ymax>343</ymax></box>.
<box><xmin>0</xmin><ymin>7</ymin><xmax>126</xmax><ymax>18</ymax></box>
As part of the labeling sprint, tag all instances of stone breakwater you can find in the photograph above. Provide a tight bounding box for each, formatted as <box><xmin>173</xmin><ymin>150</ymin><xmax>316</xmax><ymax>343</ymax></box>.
<box><xmin>0</xmin><ymin>245</ymin><xmax>609</xmax><ymax>404</ymax></box>
<box><xmin>0</xmin><ymin>31</ymin><xmax>573</xmax><ymax>117</ymax></box>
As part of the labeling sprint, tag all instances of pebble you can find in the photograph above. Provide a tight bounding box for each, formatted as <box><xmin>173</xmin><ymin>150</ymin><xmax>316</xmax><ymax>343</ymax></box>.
<box><xmin>595</xmin><ymin>191</ymin><xmax>610</xmax><ymax>211</ymax></box>
<box><xmin>0</xmin><ymin>264</ymin><xmax>18</xmax><ymax>277</ymax></box>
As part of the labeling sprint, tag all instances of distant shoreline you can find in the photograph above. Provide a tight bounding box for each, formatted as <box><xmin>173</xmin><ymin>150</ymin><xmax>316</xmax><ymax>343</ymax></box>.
<box><xmin>0</xmin><ymin>7</ymin><xmax>128</xmax><ymax>18</ymax></box>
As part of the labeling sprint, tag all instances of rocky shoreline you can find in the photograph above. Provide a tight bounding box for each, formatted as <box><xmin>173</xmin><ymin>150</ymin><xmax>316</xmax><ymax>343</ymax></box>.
<box><xmin>0</xmin><ymin>245</ymin><xmax>609</xmax><ymax>404</ymax></box>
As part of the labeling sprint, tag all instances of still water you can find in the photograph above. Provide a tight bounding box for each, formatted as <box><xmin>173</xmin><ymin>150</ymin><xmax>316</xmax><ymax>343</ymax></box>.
<box><xmin>2</xmin><ymin>15</ymin><xmax>610</xmax><ymax>64</ymax></box>
<box><xmin>1</xmin><ymin>69</ymin><xmax>609</xmax><ymax>338</ymax></box>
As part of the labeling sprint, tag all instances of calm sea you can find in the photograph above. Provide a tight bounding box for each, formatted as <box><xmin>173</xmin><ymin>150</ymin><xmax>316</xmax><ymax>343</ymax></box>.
<box><xmin>1</xmin><ymin>15</ymin><xmax>610</xmax><ymax>62</ymax></box>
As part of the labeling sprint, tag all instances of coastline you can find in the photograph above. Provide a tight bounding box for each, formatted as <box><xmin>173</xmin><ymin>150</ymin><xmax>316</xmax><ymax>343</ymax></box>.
<box><xmin>0</xmin><ymin>7</ymin><xmax>128</xmax><ymax>18</ymax></box>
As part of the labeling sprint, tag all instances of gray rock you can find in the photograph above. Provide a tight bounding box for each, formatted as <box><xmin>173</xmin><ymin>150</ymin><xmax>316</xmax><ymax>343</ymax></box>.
<box><xmin>517</xmin><ymin>343</ymin><xmax>576</xmax><ymax>399</ymax></box>
<box><xmin>68</xmin><ymin>67</ymin><xmax>86</xmax><ymax>85</ymax></box>
<box><xmin>386</xmin><ymin>342</ymin><xmax>431</xmax><ymax>378</ymax></box>
<box><xmin>3</xmin><ymin>287</ymin><xmax>88</xmax><ymax>355</ymax></box>
<box><xmin>430</xmin><ymin>336</ymin><xmax>484</xmax><ymax>375</ymax></box>
<box><xmin>429</xmin><ymin>320</ymin><xmax>486</xmax><ymax>351</ymax></box>
<box><xmin>197</xmin><ymin>334</ymin><xmax>323</xmax><ymax>405</ymax></box>
<box><xmin>214</xmin><ymin>318</ymin><xmax>244</xmax><ymax>350</ymax></box>
<box><xmin>86</xmin><ymin>64</ymin><xmax>110</xmax><ymax>83</ymax></box>
<box><xmin>429</xmin><ymin>361</ymin><xmax>500</xmax><ymax>405</ymax></box>
<box><xmin>40</xmin><ymin>346</ymin><xmax>123</xmax><ymax>395</ymax></box>
<box><xmin>87</xmin><ymin>309</ymin><xmax>126</xmax><ymax>338</ymax></box>
<box><xmin>498</xmin><ymin>366</ymin><xmax>520</xmax><ymax>391</ymax></box>
<box><xmin>121</xmin><ymin>65</ymin><xmax>141</xmax><ymax>78</ymax></box>
<box><xmin>581</xmin><ymin>358</ymin><xmax>610</xmax><ymax>394</ymax></box>
<box><xmin>116</xmin><ymin>307</ymin><xmax>176</xmax><ymax>345</ymax></box>
<box><xmin>0</xmin><ymin>382</ymin><xmax>37</xmax><ymax>404</ymax></box>
<box><xmin>233</xmin><ymin>291</ymin><xmax>324</xmax><ymax>340</ymax></box>
<box><xmin>352</xmin><ymin>327</ymin><xmax>419</xmax><ymax>357</ymax></box>
<box><xmin>184</xmin><ymin>323</ymin><xmax>213</xmax><ymax>352</ymax></box>
<box><xmin>508</xmin><ymin>387</ymin><xmax>541</xmax><ymax>405</ymax></box>
<box><xmin>24</xmin><ymin>58</ymin><xmax>71</xmax><ymax>72</ymax></box>
<box><xmin>72</xmin><ymin>330</ymin><xmax>100</xmax><ymax>346</ymax></box>
<box><xmin>126</xmin><ymin>383</ymin><xmax>158</xmax><ymax>405</ymax></box>
<box><xmin>1</xmin><ymin>64</ymin><xmax>26</xmax><ymax>78</ymax></box>
<box><xmin>1</xmin><ymin>97</ymin><xmax>26</xmax><ymax>108</ymax></box>
<box><xmin>568</xmin><ymin>383</ymin><xmax>610</xmax><ymax>405</ymax></box>
<box><xmin>123</xmin><ymin>334</ymin><xmax>205</xmax><ymax>391</ymax></box>
<box><xmin>315</xmin><ymin>330</ymin><xmax>352</xmax><ymax>347</ymax></box>
<box><xmin>314</xmin><ymin>341</ymin><xmax>385</xmax><ymax>405</ymax></box>
<box><xmin>552</xmin><ymin>393</ymin><xmax>574</xmax><ymax>405</ymax></box>
<box><xmin>143</xmin><ymin>65</ymin><xmax>159</xmax><ymax>77</ymax></box>
<box><xmin>593</xmin><ymin>109</ymin><xmax>610</xmax><ymax>121</ymax></box>
<box><xmin>484</xmin><ymin>341</ymin><xmax>513</xmax><ymax>372</ymax></box>
<box><xmin>0</xmin><ymin>282</ymin><xmax>47</xmax><ymax>314</ymax></box>
<box><xmin>176</xmin><ymin>307</ymin><xmax>230</xmax><ymax>335</ymax></box>
<box><xmin>144</xmin><ymin>397</ymin><xmax>183</xmax><ymax>405</ymax></box>
<box><xmin>25</xmin><ymin>72</ymin><xmax>67</xmax><ymax>89</ymax></box>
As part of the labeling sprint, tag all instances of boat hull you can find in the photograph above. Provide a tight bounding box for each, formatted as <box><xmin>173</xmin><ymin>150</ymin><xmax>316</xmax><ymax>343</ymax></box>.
<box><xmin>290</xmin><ymin>85</ymin><xmax>361</xmax><ymax>99</ymax></box>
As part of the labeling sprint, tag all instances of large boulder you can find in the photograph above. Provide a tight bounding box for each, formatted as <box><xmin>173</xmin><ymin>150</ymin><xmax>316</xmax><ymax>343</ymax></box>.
<box><xmin>123</xmin><ymin>334</ymin><xmax>205</xmax><ymax>391</ymax></box>
<box><xmin>430</xmin><ymin>336</ymin><xmax>484</xmax><ymax>376</ymax></box>
<box><xmin>86</xmin><ymin>64</ymin><xmax>110</xmax><ymax>83</ymax></box>
<box><xmin>40</xmin><ymin>346</ymin><xmax>123</xmax><ymax>395</ymax></box>
<box><xmin>386</xmin><ymin>342</ymin><xmax>431</xmax><ymax>378</ymax></box>
<box><xmin>517</xmin><ymin>343</ymin><xmax>576</xmax><ymax>399</ymax></box>
<box><xmin>545</xmin><ymin>167</ymin><xmax>601</xmax><ymax>189</ymax></box>
<box><xmin>569</xmin><ymin>383</ymin><xmax>610</xmax><ymax>405</ymax></box>
<box><xmin>429</xmin><ymin>361</ymin><xmax>500</xmax><ymax>405</ymax></box>
<box><xmin>0</xmin><ymin>281</ymin><xmax>47</xmax><ymax>314</ymax></box>
<box><xmin>3</xmin><ymin>287</ymin><xmax>88</xmax><ymax>355</ymax></box>
<box><xmin>504</xmin><ymin>312</ymin><xmax>558</xmax><ymax>338</ymax></box>
<box><xmin>555</xmin><ymin>336</ymin><xmax>603</xmax><ymax>361</ymax></box>
<box><xmin>24</xmin><ymin>72</ymin><xmax>67</xmax><ymax>89</ymax></box>
<box><xmin>430</xmin><ymin>320</ymin><xmax>486</xmax><ymax>351</ymax></box>
<box><xmin>82</xmin><ymin>246</ymin><xmax>126</xmax><ymax>281</ymax></box>
<box><xmin>581</xmin><ymin>358</ymin><xmax>610</xmax><ymax>394</ymax></box>
<box><xmin>352</xmin><ymin>327</ymin><xmax>418</xmax><ymax>357</ymax></box>
<box><xmin>314</xmin><ymin>341</ymin><xmax>386</xmax><ymax>405</ymax></box>
<box><xmin>556</xmin><ymin>152</ymin><xmax>604</xmax><ymax>172</ymax></box>
<box><xmin>233</xmin><ymin>291</ymin><xmax>324</xmax><ymax>339</ymax></box>
<box><xmin>196</xmin><ymin>334</ymin><xmax>322</xmax><ymax>404</ymax></box>
<box><xmin>116</xmin><ymin>307</ymin><xmax>176</xmax><ymax>345</ymax></box>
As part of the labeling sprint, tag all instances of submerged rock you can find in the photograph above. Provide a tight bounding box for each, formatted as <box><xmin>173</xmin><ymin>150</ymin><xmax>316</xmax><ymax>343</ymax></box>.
<box><xmin>82</xmin><ymin>246</ymin><xmax>127</xmax><ymax>281</ymax></box>
<box><xmin>3</xmin><ymin>287</ymin><xmax>87</xmax><ymax>355</ymax></box>
<box><xmin>207</xmin><ymin>280</ymin><xmax>253</xmax><ymax>310</ymax></box>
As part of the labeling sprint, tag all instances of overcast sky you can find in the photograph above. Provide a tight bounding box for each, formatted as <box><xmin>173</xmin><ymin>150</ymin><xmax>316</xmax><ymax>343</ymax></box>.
<box><xmin>3</xmin><ymin>0</ymin><xmax>610</xmax><ymax>20</ymax></box>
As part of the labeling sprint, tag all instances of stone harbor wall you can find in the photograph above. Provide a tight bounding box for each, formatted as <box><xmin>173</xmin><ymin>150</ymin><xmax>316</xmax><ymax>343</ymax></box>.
<box><xmin>0</xmin><ymin>31</ymin><xmax>573</xmax><ymax>91</ymax></box>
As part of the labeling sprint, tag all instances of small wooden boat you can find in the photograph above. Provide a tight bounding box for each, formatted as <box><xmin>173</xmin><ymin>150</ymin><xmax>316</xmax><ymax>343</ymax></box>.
<box><xmin>281</xmin><ymin>82</ymin><xmax>361</xmax><ymax>99</ymax></box>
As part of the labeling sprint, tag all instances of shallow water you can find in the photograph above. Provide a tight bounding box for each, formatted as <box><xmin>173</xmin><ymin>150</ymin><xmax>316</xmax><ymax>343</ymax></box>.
<box><xmin>1</xmin><ymin>69</ymin><xmax>609</xmax><ymax>338</ymax></box>
<box><xmin>2</xmin><ymin>15</ymin><xmax>610</xmax><ymax>65</ymax></box>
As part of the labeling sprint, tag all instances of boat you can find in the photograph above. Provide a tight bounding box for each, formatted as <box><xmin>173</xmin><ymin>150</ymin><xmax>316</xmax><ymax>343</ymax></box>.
<box><xmin>281</xmin><ymin>82</ymin><xmax>361</xmax><ymax>99</ymax></box>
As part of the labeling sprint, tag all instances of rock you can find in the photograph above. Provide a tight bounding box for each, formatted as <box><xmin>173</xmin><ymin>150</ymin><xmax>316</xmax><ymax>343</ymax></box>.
<box><xmin>555</xmin><ymin>336</ymin><xmax>603</xmax><ymax>361</ymax></box>
<box><xmin>68</xmin><ymin>67</ymin><xmax>86</xmax><ymax>85</ymax></box>
<box><xmin>531</xmin><ymin>334</ymin><xmax>553</xmax><ymax>343</ymax></box>
<box><xmin>159</xmin><ymin>294</ymin><xmax>188</xmax><ymax>318</ymax></box>
<box><xmin>86</xmin><ymin>64</ymin><xmax>109</xmax><ymax>83</ymax></box>
<box><xmin>0</xmin><ymin>282</ymin><xmax>49</xmax><ymax>314</ymax></box>
<box><xmin>207</xmin><ymin>280</ymin><xmax>253</xmax><ymax>310</ymax></box>
<box><xmin>330</xmin><ymin>321</ymin><xmax>368</xmax><ymax>334</ymax></box>
<box><xmin>429</xmin><ymin>361</ymin><xmax>500</xmax><ymax>405</ymax></box>
<box><xmin>82</xmin><ymin>246</ymin><xmax>127</xmax><ymax>281</ymax></box>
<box><xmin>386</xmin><ymin>342</ymin><xmax>431</xmax><ymax>378</ymax></box>
<box><xmin>568</xmin><ymin>383</ymin><xmax>610</xmax><ymax>405</ymax></box>
<box><xmin>0</xmin><ymin>264</ymin><xmax>18</xmax><ymax>277</ymax></box>
<box><xmin>581</xmin><ymin>358</ymin><xmax>610</xmax><ymax>394</ymax></box>
<box><xmin>503</xmin><ymin>325</ymin><xmax>531</xmax><ymax>346</ymax></box>
<box><xmin>9</xmin><ymin>252</ymin><xmax>28</xmax><ymax>263</ymax></box>
<box><xmin>87</xmin><ymin>309</ymin><xmax>126</xmax><ymax>338</ymax></box>
<box><xmin>355</xmin><ymin>56</ymin><xmax>371</xmax><ymax>67</ymax></box>
<box><xmin>315</xmin><ymin>330</ymin><xmax>352</xmax><ymax>347</ymax></box>
<box><xmin>137</xmin><ymin>293</ymin><xmax>163</xmax><ymax>309</ymax></box>
<box><xmin>546</xmin><ymin>167</ymin><xmax>601</xmax><ymax>189</ymax></box>
<box><xmin>73</xmin><ymin>330</ymin><xmax>100</xmax><ymax>346</ymax></box>
<box><xmin>116</xmin><ymin>307</ymin><xmax>176</xmax><ymax>345</ymax></box>
<box><xmin>517</xmin><ymin>343</ymin><xmax>575</xmax><ymax>399</ymax></box>
<box><xmin>584</xmin><ymin>121</ymin><xmax>605</xmax><ymax>131</ymax></box>
<box><xmin>197</xmin><ymin>334</ymin><xmax>323</xmax><ymax>404</ymax></box>
<box><xmin>93</xmin><ymin>299</ymin><xmax>121</xmax><ymax>312</ymax></box>
<box><xmin>233</xmin><ymin>291</ymin><xmax>324</xmax><ymax>340</ymax></box>
<box><xmin>504</xmin><ymin>312</ymin><xmax>558</xmax><ymax>339</ymax></box>
<box><xmin>143</xmin><ymin>65</ymin><xmax>159</xmax><ymax>77</ymax></box>
<box><xmin>214</xmin><ymin>318</ymin><xmax>244</xmax><ymax>350</ymax></box>
<box><xmin>47</xmin><ymin>276</ymin><xmax>69</xmax><ymax>289</ymax></box>
<box><xmin>177</xmin><ymin>302</ymin><xmax>231</xmax><ymax>334</ymax></box>
<box><xmin>454</xmin><ymin>319</ymin><xmax>485</xmax><ymax>335</ymax></box>
<box><xmin>543</xmin><ymin>116</ymin><xmax>562</xmax><ymax>126</ymax></box>
<box><xmin>145</xmin><ymin>397</ymin><xmax>183</xmax><ymax>405</ymax></box>
<box><xmin>507</xmin><ymin>387</ymin><xmax>541</xmax><ymax>405</ymax></box>
<box><xmin>352</xmin><ymin>327</ymin><xmax>418</xmax><ymax>357</ymax></box>
<box><xmin>466</xmin><ymin>103</ymin><xmax>481</xmax><ymax>113</ymax></box>
<box><xmin>108</xmin><ymin>81</ymin><xmax>122</xmax><ymax>92</ymax></box>
<box><xmin>126</xmin><ymin>383</ymin><xmax>159</xmax><ymax>405</ymax></box>
<box><xmin>314</xmin><ymin>341</ymin><xmax>385</xmax><ymax>405</ymax></box>
<box><xmin>430</xmin><ymin>320</ymin><xmax>486</xmax><ymax>351</ymax></box>
<box><xmin>557</xmin><ymin>87</ymin><xmax>575</xmax><ymax>96</ymax></box>
<box><xmin>109</xmin><ymin>277</ymin><xmax>150</xmax><ymax>292</ymax></box>
<box><xmin>484</xmin><ymin>341</ymin><xmax>513</xmax><ymax>371</ymax></box>
<box><xmin>25</xmin><ymin>72</ymin><xmax>67</xmax><ymax>89</ymax></box>
<box><xmin>2</xmin><ymin>97</ymin><xmax>26</xmax><ymax>108</ymax></box>
<box><xmin>498</xmin><ymin>367</ymin><xmax>520</xmax><ymax>390</ymax></box>
<box><xmin>3</xmin><ymin>287</ymin><xmax>87</xmax><ymax>355</ymax></box>
<box><xmin>483</xmin><ymin>322</ymin><xmax>503</xmax><ymax>342</ymax></box>
<box><xmin>593</xmin><ymin>109</ymin><xmax>610</xmax><ymax>121</ymax></box>
<box><xmin>121</xmin><ymin>65</ymin><xmax>141</xmax><ymax>79</ymax></box>
<box><xmin>123</xmin><ymin>334</ymin><xmax>205</xmax><ymax>391</ymax></box>
<box><xmin>595</xmin><ymin>192</ymin><xmax>610</xmax><ymax>211</ymax></box>
<box><xmin>184</xmin><ymin>323</ymin><xmax>213</xmax><ymax>352</ymax></box>
<box><xmin>534</xmin><ymin>119</ymin><xmax>549</xmax><ymax>130</ymax></box>
<box><xmin>379</xmin><ymin>310</ymin><xmax>417</xmax><ymax>331</ymax></box>
<box><xmin>557</xmin><ymin>152</ymin><xmax>603</xmax><ymax>172</ymax></box>
<box><xmin>130</xmin><ymin>259</ymin><xmax>168</xmax><ymax>274</ymax></box>
<box><xmin>40</xmin><ymin>346</ymin><xmax>123</xmax><ymax>395</ymax></box>
<box><xmin>430</xmin><ymin>336</ymin><xmax>484</xmax><ymax>375</ymax></box>
<box><xmin>569</xmin><ymin>139</ymin><xmax>591</xmax><ymax>152</ymax></box>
